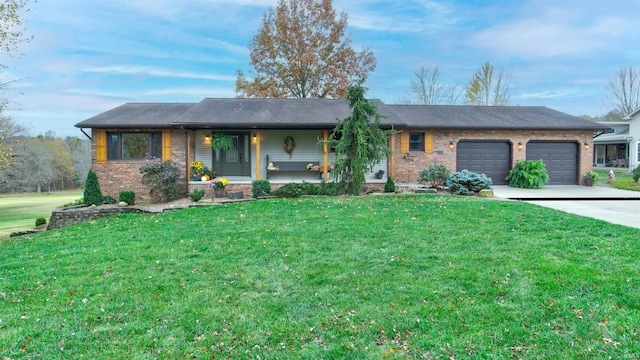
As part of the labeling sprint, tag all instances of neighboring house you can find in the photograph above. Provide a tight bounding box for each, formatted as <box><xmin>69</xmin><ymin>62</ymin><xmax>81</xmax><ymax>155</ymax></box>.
<box><xmin>75</xmin><ymin>98</ymin><xmax>604</xmax><ymax>200</ymax></box>
<box><xmin>593</xmin><ymin>108</ymin><xmax>640</xmax><ymax>171</ymax></box>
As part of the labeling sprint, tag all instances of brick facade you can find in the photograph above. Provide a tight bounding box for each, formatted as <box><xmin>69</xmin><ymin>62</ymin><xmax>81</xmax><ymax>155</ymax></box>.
<box><xmin>92</xmin><ymin>128</ymin><xmax>596</xmax><ymax>201</ymax></box>
<box><xmin>392</xmin><ymin>129</ymin><xmax>594</xmax><ymax>184</ymax></box>
<box><xmin>91</xmin><ymin>129</ymin><xmax>190</xmax><ymax>201</ymax></box>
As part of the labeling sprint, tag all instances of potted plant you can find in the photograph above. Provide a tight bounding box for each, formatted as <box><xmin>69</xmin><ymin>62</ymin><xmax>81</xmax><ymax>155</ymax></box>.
<box><xmin>190</xmin><ymin>160</ymin><xmax>204</xmax><ymax>181</ymax></box>
<box><xmin>375</xmin><ymin>169</ymin><xmax>385</xmax><ymax>179</ymax></box>
<box><xmin>211</xmin><ymin>133</ymin><xmax>234</xmax><ymax>151</ymax></box>
<box><xmin>209</xmin><ymin>177</ymin><xmax>229</xmax><ymax>197</ymax></box>
<box><xmin>583</xmin><ymin>171</ymin><xmax>598</xmax><ymax>186</ymax></box>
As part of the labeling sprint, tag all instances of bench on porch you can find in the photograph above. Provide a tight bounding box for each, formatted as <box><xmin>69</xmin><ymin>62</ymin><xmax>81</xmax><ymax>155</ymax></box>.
<box><xmin>265</xmin><ymin>155</ymin><xmax>319</xmax><ymax>179</ymax></box>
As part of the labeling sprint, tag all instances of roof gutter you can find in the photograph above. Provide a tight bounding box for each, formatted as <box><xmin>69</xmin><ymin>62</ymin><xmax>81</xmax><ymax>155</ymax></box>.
<box><xmin>79</xmin><ymin>128</ymin><xmax>91</xmax><ymax>140</ymax></box>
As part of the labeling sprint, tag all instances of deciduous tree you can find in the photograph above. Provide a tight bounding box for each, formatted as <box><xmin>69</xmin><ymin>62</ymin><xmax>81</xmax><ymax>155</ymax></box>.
<box><xmin>607</xmin><ymin>66</ymin><xmax>640</xmax><ymax>117</ymax></box>
<box><xmin>410</xmin><ymin>66</ymin><xmax>464</xmax><ymax>105</ymax></box>
<box><xmin>465</xmin><ymin>61</ymin><xmax>511</xmax><ymax>106</ymax></box>
<box><xmin>330</xmin><ymin>86</ymin><xmax>391</xmax><ymax>195</ymax></box>
<box><xmin>0</xmin><ymin>0</ymin><xmax>35</xmax><ymax>168</ymax></box>
<box><xmin>236</xmin><ymin>0</ymin><xmax>375</xmax><ymax>99</ymax></box>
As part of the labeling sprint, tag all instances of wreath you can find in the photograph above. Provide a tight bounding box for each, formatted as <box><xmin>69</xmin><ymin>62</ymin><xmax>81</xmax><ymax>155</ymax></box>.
<box><xmin>283</xmin><ymin>136</ymin><xmax>295</xmax><ymax>158</ymax></box>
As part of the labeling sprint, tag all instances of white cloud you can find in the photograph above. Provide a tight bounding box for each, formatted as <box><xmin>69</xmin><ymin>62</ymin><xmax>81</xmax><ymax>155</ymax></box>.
<box><xmin>470</xmin><ymin>9</ymin><xmax>633</xmax><ymax>58</ymax></box>
<box><xmin>82</xmin><ymin>66</ymin><xmax>236</xmax><ymax>82</ymax></box>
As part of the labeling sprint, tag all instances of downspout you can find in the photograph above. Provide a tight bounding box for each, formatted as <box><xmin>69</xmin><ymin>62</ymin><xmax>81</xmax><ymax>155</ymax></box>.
<box><xmin>79</xmin><ymin>128</ymin><xmax>91</xmax><ymax>140</ymax></box>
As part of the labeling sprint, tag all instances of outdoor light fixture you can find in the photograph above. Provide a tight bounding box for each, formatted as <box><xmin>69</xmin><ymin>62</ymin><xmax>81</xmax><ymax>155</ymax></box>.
<box><xmin>517</xmin><ymin>142</ymin><xmax>523</xmax><ymax>150</ymax></box>
<box><xmin>583</xmin><ymin>142</ymin><xmax>589</xmax><ymax>150</ymax></box>
<box><xmin>204</xmin><ymin>135</ymin><xmax>210</xmax><ymax>142</ymax></box>
<box><xmin>448</xmin><ymin>141</ymin><xmax>454</xmax><ymax>150</ymax></box>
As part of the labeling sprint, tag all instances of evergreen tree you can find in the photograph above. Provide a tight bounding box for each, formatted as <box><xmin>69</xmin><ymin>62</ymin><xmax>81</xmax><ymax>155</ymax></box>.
<box><xmin>83</xmin><ymin>169</ymin><xmax>103</xmax><ymax>205</ymax></box>
<box><xmin>330</xmin><ymin>86</ymin><xmax>391</xmax><ymax>195</ymax></box>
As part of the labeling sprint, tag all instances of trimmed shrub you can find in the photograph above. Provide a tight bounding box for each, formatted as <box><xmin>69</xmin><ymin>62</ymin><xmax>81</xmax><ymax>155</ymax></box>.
<box><xmin>447</xmin><ymin>170</ymin><xmax>492</xmax><ymax>196</ymax></box>
<box><xmin>384</xmin><ymin>177</ymin><xmax>396</xmax><ymax>193</ymax></box>
<box><xmin>119</xmin><ymin>190</ymin><xmax>136</xmax><ymax>205</ymax></box>
<box><xmin>318</xmin><ymin>181</ymin><xmax>343</xmax><ymax>196</ymax></box>
<box><xmin>35</xmin><ymin>217</ymin><xmax>47</xmax><ymax>227</ymax></box>
<box><xmin>189</xmin><ymin>188</ymin><xmax>205</xmax><ymax>202</ymax></box>
<box><xmin>139</xmin><ymin>159</ymin><xmax>182</xmax><ymax>203</ymax></box>
<box><xmin>83</xmin><ymin>169</ymin><xmax>104</xmax><ymax>206</ymax></box>
<box><xmin>273</xmin><ymin>183</ymin><xmax>304</xmax><ymax>198</ymax></box>
<box><xmin>418</xmin><ymin>163</ymin><xmax>450</xmax><ymax>188</ymax></box>
<box><xmin>252</xmin><ymin>180</ymin><xmax>271</xmax><ymax>198</ymax></box>
<box><xmin>300</xmin><ymin>181</ymin><xmax>320</xmax><ymax>195</ymax></box>
<box><xmin>505</xmin><ymin>159</ymin><xmax>549</xmax><ymax>189</ymax></box>
<box><xmin>103</xmin><ymin>195</ymin><xmax>117</xmax><ymax>204</ymax></box>
<box><xmin>633</xmin><ymin>166</ymin><xmax>640</xmax><ymax>182</ymax></box>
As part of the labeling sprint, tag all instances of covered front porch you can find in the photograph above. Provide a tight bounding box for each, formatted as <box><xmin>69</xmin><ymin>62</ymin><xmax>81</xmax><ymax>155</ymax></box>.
<box><xmin>187</xmin><ymin>128</ymin><xmax>389</xmax><ymax>187</ymax></box>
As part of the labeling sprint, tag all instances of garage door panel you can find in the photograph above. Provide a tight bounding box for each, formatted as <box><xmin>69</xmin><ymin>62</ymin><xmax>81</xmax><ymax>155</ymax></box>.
<box><xmin>457</xmin><ymin>141</ymin><xmax>511</xmax><ymax>185</ymax></box>
<box><xmin>526</xmin><ymin>142</ymin><xmax>578</xmax><ymax>185</ymax></box>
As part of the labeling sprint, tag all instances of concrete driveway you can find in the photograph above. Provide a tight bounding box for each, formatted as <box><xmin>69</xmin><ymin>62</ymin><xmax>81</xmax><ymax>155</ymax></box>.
<box><xmin>492</xmin><ymin>185</ymin><xmax>640</xmax><ymax>229</ymax></box>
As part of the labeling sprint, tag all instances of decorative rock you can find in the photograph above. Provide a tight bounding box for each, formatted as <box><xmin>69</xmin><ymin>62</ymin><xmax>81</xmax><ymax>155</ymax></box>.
<box><xmin>415</xmin><ymin>188</ymin><xmax>437</xmax><ymax>194</ymax></box>
<box><xmin>227</xmin><ymin>191</ymin><xmax>244</xmax><ymax>200</ymax></box>
<box><xmin>478</xmin><ymin>189</ymin><xmax>494</xmax><ymax>198</ymax></box>
<box><xmin>118</xmin><ymin>201</ymin><xmax>128</xmax><ymax>207</ymax></box>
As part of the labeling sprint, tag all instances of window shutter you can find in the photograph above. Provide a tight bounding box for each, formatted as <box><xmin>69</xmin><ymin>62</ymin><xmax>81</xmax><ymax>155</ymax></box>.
<box><xmin>424</xmin><ymin>131</ymin><xmax>433</xmax><ymax>153</ymax></box>
<box><xmin>162</xmin><ymin>130</ymin><xmax>172</xmax><ymax>160</ymax></box>
<box><xmin>400</xmin><ymin>132</ymin><xmax>409</xmax><ymax>153</ymax></box>
<box><xmin>95</xmin><ymin>129</ymin><xmax>106</xmax><ymax>164</ymax></box>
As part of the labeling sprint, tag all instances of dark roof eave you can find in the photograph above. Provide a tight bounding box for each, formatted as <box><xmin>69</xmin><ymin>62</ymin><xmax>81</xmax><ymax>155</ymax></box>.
<box><xmin>74</xmin><ymin>124</ymin><xmax>176</xmax><ymax>129</ymax></box>
<box><xmin>411</xmin><ymin>125</ymin><xmax>607</xmax><ymax>131</ymax></box>
<box><xmin>173</xmin><ymin>122</ymin><xmax>405</xmax><ymax>130</ymax></box>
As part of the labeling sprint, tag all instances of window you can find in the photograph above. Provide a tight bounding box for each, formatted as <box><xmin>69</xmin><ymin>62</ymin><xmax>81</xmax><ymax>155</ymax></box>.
<box><xmin>107</xmin><ymin>132</ymin><xmax>162</xmax><ymax>160</ymax></box>
<box><xmin>409</xmin><ymin>132</ymin><xmax>424</xmax><ymax>151</ymax></box>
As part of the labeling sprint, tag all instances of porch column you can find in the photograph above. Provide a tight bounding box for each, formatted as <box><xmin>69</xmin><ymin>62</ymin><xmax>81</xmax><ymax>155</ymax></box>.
<box><xmin>323</xmin><ymin>130</ymin><xmax>329</xmax><ymax>181</ymax></box>
<box><xmin>389</xmin><ymin>133</ymin><xmax>396</xmax><ymax>180</ymax></box>
<box><xmin>255</xmin><ymin>130</ymin><xmax>261</xmax><ymax>180</ymax></box>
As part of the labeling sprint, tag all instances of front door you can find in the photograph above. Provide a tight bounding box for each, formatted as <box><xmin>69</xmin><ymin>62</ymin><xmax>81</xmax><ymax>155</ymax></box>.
<box><xmin>213</xmin><ymin>133</ymin><xmax>251</xmax><ymax>176</ymax></box>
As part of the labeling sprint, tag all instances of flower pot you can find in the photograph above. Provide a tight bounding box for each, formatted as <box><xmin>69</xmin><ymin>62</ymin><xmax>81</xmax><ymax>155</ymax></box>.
<box><xmin>584</xmin><ymin>178</ymin><xmax>593</xmax><ymax>186</ymax></box>
<box><xmin>214</xmin><ymin>188</ymin><xmax>225</xmax><ymax>198</ymax></box>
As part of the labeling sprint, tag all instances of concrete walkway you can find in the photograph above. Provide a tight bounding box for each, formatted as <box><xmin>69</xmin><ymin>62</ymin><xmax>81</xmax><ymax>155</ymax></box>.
<box><xmin>492</xmin><ymin>185</ymin><xmax>640</xmax><ymax>229</ymax></box>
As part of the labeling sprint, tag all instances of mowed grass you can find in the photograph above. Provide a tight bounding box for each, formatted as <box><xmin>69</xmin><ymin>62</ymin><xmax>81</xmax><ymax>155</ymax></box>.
<box><xmin>0</xmin><ymin>191</ymin><xmax>83</xmax><ymax>238</ymax></box>
<box><xmin>1</xmin><ymin>195</ymin><xmax>639</xmax><ymax>358</ymax></box>
<box><xmin>595</xmin><ymin>169</ymin><xmax>640</xmax><ymax>191</ymax></box>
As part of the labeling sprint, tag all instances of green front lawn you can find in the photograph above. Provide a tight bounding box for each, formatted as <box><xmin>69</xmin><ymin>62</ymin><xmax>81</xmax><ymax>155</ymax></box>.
<box><xmin>594</xmin><ymin>169</ymin><xmax>640</xmax><ymax>191</ymax></box>
<box><xmin>0</xmin><ymin>191</ymin><xmax>83</xmax><ymax>237</ymax></box>
<box><xmin>1</xmin><ymin>196</ymin><xmax>639</xmax><ymax>358</ymax></box>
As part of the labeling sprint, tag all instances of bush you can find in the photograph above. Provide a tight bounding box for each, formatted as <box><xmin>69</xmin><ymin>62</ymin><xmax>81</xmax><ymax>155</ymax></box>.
<box><xmin>252</xmin><ymin>180</ymin><xmax>271</xmax><ymax>198</ymax></box>
<box><xmin>189</xmin><ymin>188</ymin><xmax>205</xmax><ymax>202</ymax></box>
<box><xmin>35</xmin><ymin>217</ymin><xmax>47</xmax><ymax>227</ymax></box>
<box><xmin>447</xmin><ymin>170</ymin><xmax>492</xmax><ymax>196</ymax></box>
<box><xmin>103</xmin><ymin>195</ymin><xmax>117</xmax><ymax>204</ymax></box>
<box><xmin>633</xmin><ymin>166</ymin><xmax>640</xmax><ymax>182</ymax></box>
<box><xmin>300</xmin><ymin>181</ymin><xmax>320</xmax><ymax>195</ymax></box>
<box><xmin>418</xmin><ymin>163</ymin><xmax>450</xmax><ymax>188</ymax></box>
<box><xmin>139</xmin><ymin>159</ymin><xmax>183</xmax><ymax>203</ymax></box>
<box><xmin>505</xmin><ymin>159</ymin><xmax>549</xmax><ymax>189</ymax></box>
<box><xmin>119</xmin><ymin>190</ymin><xmax>136</xmax><ymax>205</ymax></box>
<box><xmin>272</xmin><ymin>183</ymin><xmax>304</xmax><ymax>198</ymax></box>
<box><xmin>83</xmin><ymin>169</ymin><xmax>104</xmax><ymax>206</ymax></box>
<box><xmin>60</xmin><ymin>198</ymin><xmax>84</xmax><ymax>208</ymax></box>
<box><xmin>384</xmin><ymin>177</ymin><xmax>396</xmax><ymax>193</ymax></box>
<box><xmin>318</xmin><ymin>181</ymin><xmax>343</xmax><ymax>196</ymax></box>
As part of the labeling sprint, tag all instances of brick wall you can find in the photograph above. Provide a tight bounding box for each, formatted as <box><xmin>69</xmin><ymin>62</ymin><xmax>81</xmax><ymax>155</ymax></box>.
<box><xmin>91</xmin><ymin>129</ymin><xmax>190</xmax><ymax>201</ymax></box>
<box><xmin>392</xmin><ymin>129</ymin><xmax>594</xmax><ymax>183</ymax></box>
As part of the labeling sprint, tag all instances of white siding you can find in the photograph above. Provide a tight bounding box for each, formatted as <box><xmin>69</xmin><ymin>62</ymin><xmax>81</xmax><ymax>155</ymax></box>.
<box><xmin>195</xmin><ymin>130</ymin><xmax>213</xmax><ymax>169</ymax></box>
<box><xmin>258</xmin><ymin>129</ymin><xmax>387</xmax><ymax>182</ymax></box>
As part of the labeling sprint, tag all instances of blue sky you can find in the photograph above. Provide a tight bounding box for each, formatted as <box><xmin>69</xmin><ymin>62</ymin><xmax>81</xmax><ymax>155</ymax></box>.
<box><xmin>2</xmin><ymin>0</ymin><xmax>639</xmax><ymax>137</ymax></box>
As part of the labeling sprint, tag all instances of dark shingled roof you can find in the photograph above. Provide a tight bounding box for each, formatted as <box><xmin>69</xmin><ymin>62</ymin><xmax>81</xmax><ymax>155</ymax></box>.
<box><xmin>75</xmin><ymin>103</ymin><xmax>196</xmax><ymax>128</ymax></box>
<box><xmin>171</xmin><ymin>98</ymin><xmax>404</xmax><ymax>129</ymax></box>
<box><xmin>75</xmin><ymin>99</ymin><xmax>604</xmax><ymax>131</ymax></box>
<box><xmin>387</xmin><ymin>105</ymin><xmax>605</xmax><ymax>130</ymax></box>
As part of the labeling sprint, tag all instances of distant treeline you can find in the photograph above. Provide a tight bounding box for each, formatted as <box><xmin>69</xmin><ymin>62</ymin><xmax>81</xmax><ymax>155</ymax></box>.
<box><xmin>0</xmin><ymin>133</ymin><xmax>91</xmax><ymax>193</ymax></box>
